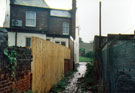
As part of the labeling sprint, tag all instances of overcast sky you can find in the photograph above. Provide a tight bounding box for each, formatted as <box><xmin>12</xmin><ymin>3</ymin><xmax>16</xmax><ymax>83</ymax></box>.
<box><xmin>46</xmin><ymin>0</ymin><xmax>135</xmax><ymax>43</ymax></box>
<box><xmin>1</xmin><ymin>0</ymin><xmax>135</xmax><ymax>43</ymax></box>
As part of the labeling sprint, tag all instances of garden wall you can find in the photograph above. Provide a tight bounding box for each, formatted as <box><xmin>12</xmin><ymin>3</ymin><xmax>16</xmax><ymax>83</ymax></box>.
<box><xmin>0</xmin><ymin>46</ymin><xmax>32</xmax><ymax>93</ymax></box>
<box><xmin>94</xmin><ymin>34</ymin><xmax>135</xmax><ymax>93</ymax></box>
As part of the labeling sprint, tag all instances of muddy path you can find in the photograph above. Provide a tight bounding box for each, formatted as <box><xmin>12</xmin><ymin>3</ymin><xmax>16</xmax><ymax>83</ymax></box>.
<box><xmin>60</xmin><ymin>62</ymin><xmax>88</xmax><ymax>93</ymax></box>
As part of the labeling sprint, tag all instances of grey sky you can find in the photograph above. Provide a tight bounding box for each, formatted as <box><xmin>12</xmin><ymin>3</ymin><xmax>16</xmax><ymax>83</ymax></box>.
<box><xmin>1</xmin><ymin>0</ymin><xmax>135</xmax><ymax>43</ymax></box>
<box><xmin>46</xmin><ymin>0</ymin><xmax>135</xmax><ymax>42</ymax></box>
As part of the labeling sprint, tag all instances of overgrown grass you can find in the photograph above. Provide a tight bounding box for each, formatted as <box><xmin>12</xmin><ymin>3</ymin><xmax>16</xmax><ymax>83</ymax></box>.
<box><xmin>79</xmin><ymin>56</ymin><xmax>93</xmax><ymax>62</ymax></box>
<box><xmin>50</xmin><ymin>71</ymin><xmax>74</xmax><ymax>93</ymax></box>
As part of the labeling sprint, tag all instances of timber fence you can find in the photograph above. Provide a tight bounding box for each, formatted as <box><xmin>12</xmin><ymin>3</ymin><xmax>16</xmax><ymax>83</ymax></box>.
<box><xmin>31</xmin><ymin>37</ymin><xmax>70</xmax><ymax>93</ymax></box>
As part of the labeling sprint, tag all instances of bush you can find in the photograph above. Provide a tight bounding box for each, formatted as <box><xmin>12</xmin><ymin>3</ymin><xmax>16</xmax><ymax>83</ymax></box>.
<box><xmin>79</xmin><ymin>48</ymin><xmax>85</xmax><ymax>57</ymax></box>
<box><xmin>85</xmin><ymin>51</ymin><xmax>94</xmax><ymax>58</ymax></box>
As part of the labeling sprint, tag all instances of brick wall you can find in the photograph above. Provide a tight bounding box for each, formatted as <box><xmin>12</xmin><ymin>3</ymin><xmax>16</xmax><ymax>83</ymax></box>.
<box><xmin>0</xmin><ymin>77</ymin><xmax>12</xmax><ymax>93</ymax></box>
<box><xmin>0</xmin><ymin>47</ymin><xmax>32</xmax><ymax>93</ymax></box>
<box><xmin>13</xmin><ymin>72</ymin><xmax>31</xmax><ymax>91</ymax></box>
<box><xmin>48</xmin><ymin>17</ymin><xmax>72</xmax><ymax>35</ymax></box>
<box><xmin>10</xmin><ymin>5</ymin><xmax>49</xmax><ymax>31</ymax></box>
<box><xmin>0</xmin><ymin>72</ymin><xmax>31</xmax><ymax>93</ymax></box>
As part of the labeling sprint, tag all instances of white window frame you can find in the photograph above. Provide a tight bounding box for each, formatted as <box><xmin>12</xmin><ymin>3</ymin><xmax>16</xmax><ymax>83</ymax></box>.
<box><xmin>55</xmin><ymin>40</ymin><xmax>67</xmax><ymax>47</ymax></box>
<box><xmin>26</xmin><ymin>11</ymin><xmax>36</xmax><ymax>27</ymax></box>
<box><xmin>63</xmin><ymin>22</ymin><xmax>69</xmax><ymax>35</ymax></box>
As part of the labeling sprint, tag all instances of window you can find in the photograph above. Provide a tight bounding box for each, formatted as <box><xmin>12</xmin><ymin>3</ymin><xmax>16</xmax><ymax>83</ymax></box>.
<box><xmin>55</xmin><ymin>41</ymin><xmax>60</xmax><ymax>44</ymax></box>
<box><xmin>26</xmin><ymin>11</ymin><xmax>36</xmax><ymax>27</ymax></box>
<box><xmin>63</xmin><ymin>22</ymin><xmax>69</xmax><ymax>35</ymax></box>
<box><xmin>26</xmin><ymin>37</ymin><xmax>31</xmax><ymax>47</ymax></box>
<box><xmin>46</xmin><ymin>39</ymin><xmax>50</xmax><ymax>41</ymax></box>
<box><xmin>61</xmin><ymin>42</ymin><xmax>66</xmax><ymax>46</ymax></box>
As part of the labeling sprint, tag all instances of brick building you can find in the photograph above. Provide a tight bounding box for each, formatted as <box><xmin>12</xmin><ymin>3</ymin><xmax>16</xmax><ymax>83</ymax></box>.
<box><xmin>1</xmin><ymin>0</ymin><xmax>79</xmax><ymax>64</ymax></box>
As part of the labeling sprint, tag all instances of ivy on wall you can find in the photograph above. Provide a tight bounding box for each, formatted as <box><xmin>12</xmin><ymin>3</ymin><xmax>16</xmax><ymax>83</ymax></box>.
<box><xmin>3</xmin><ymin>48</ymin><xmax>17</xmax><ymax>78</ymax></box>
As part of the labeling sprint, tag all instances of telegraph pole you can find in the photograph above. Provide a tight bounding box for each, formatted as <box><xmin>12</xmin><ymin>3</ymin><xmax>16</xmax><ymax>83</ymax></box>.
<box><xmin>72</xmin><ymin>0</ymin><xmax>76</xmax><ymax>39</ymax></box>
<box><xmin>72</xmin><ymin>0</ymin><xmax>76</xmax><ymax>71</ymax></box>
<box><xmin>99</xmin><ymin>0</ymin><xmax>102</xmax><ymax>48</ymax></box>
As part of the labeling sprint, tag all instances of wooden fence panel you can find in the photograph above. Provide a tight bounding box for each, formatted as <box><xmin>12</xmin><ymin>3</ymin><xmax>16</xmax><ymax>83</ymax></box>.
<box><xmin>31</xmin><ymin>37</ymin><xmax>70</xmax><ymax>93</ymax></box>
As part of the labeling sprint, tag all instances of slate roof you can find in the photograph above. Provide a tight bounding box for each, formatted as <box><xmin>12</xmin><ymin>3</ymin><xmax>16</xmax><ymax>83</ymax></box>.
<box><xmin>10</xmin><ymin>0</ymin><xmax>49</xmax><ymax>8</ymax></box>
<box><xmin>50</xmin><ymin>9</ymin><xmax>72</xmax><ymax>18</ymax></box>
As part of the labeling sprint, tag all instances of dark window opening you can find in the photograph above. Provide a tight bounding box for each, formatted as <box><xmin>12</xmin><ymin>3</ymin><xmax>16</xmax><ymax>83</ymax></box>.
<box><xmin>61</xmin><ymin>42</ymin><xmax>66</xmax><ymax>46</ymax></box>
<box><xmin>26</xmin><ymin>37</ymin><xmax>31</xmax><ymax>47</ymax></box>
<box><xmin>55</xmin><ymin>41</ymin><xmax>60</xmax><ymax>44</ymax></box>
<box><xmin>46</xmin><ymin>39</ymin><xmax>50</xmax><ymax>41</ymax></box>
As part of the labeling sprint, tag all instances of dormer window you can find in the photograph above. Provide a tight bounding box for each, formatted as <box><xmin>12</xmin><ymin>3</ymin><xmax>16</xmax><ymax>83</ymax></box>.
<box><xmin>26</xmin><ymin>11</ymin><xmax>36</xmax><ymax>27</ymax></box>
<box><xmin>63</xmin><ymin>22</ymin><xmax>69</xmax><ymax>35</ymax></box>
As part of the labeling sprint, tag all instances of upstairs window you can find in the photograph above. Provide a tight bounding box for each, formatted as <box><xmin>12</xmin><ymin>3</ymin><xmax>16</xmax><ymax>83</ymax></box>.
<box><xmin>63</xmin><ymin>22</ymin><xmax>69</xmax><ymax>35</ymax></box>
<box><xmin>26</xmin><ymin>37</ymin><xmax>31</xmax><ymax>47</ymax></box>
<box><xmin>26</xmin><ymin>11</ymin><xmax>36</xmax><ymax>27</ymax></box>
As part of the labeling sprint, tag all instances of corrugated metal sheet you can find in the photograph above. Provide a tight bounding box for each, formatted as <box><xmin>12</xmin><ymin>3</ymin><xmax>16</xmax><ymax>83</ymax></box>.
<box><xmin>50</xmin><ymin>9</ymin><xmax>72</xmax><ymax>18</ymax></box>
<box><xmin>11</xmin><ymin>0</ymin><xmax>49</xmax><ymax>8</ymax></box>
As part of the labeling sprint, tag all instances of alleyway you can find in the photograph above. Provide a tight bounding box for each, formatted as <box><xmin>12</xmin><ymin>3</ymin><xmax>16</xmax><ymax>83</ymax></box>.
<box><xmin>61</xmin><ymin>62</ymin><xmax>90</xmax><ymax>93</ymax></box>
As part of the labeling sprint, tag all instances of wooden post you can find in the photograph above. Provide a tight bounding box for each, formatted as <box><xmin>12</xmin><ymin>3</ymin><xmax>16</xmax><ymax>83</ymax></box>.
<box><xmin>99</xmin><ymin>0</ymin><xmax>102</xmax><ymax>48</ymax></box>
<box><xmin>72</xmin><ymin>0</ymin><xmax>76</xmax><ymax>39</ymax></box>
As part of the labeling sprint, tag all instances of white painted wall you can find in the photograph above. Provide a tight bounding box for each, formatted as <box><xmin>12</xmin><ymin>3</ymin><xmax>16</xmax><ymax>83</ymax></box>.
<box><xmin>8</xmin><ymin>32</ymin><xmax>46</xmax><ymax>47</ymax></box>
<box><xmin>3</xmin><ymin>0</ymin><xmax>10</xmax><ymax>27</ymax></box>
<box><xmin>8</xmin><ymin>32</ymin><xmax>69</xmax><ymax>48</ymax></box>
<box><xmin>74</xmin><ymin>27</ymin><xmax>79</xmax><ymax>63</ymax></box>
<box><xmin>0</xmin><ymin>0</ymin><xmax>10</xmax><ymax>27</ymax></box>
<box><xmin>46</xmin><ymin>37</ymin><xmax>69</xmax><ymax>48</ymax></box>
<box><xmin>8</xmin><ymin>32</ymin><xmax>16</xmax><ymax>46</ymax></box>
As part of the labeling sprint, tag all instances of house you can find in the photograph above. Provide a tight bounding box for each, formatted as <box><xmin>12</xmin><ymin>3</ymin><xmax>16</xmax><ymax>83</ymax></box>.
<box><xmin>1</xmin><ymin>0</ymin><xmax>79</xmax><ymax>64</ymax></box>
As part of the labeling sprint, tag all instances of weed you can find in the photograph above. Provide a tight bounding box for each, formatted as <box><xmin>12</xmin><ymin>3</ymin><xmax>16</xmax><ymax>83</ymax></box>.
<box><xmin>78</xmin><ymin>62</ymin><xmax>98</xmax><ymax>92</ymax></box>
<box><xmin>50</xmin><ymin>71</ymin><xmax>74</xmax><ymax>93</ymax></box>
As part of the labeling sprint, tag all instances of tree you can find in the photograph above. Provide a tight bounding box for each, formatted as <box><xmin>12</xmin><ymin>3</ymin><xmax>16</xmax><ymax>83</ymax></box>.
<box><xmin>85</xmin><ymin>51</ymin><xmax>94</xmax><ymax>58</ymax></box>
<box><xmin>79</xmin><ymin>37</ymin><xmax>83</xmax><ymax>43</ymax></box>
<box><xmin>79</xmin><ymin>48</ymin><xmax>85</xmax><ymax>56</ymax></box>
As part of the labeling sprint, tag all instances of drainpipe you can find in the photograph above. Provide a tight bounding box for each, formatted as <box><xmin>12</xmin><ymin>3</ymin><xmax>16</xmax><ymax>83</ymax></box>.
<box><xmin>15</xmin><ymin>31</ymin><xmax>17</xmax><ymax>46</ymax></box>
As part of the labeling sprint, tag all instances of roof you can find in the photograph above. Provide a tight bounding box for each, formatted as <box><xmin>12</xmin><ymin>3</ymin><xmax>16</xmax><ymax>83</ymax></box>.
<box><xmin>50</xmin><ymin>9</ymin><xmax>72</xmax><ymax>18</ymax></box>
<box><xmin>10</xmin><ymin>0</ymin><xmax>49</xmax><ymax>8</ymax></box>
